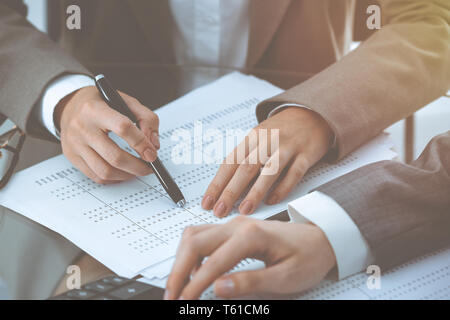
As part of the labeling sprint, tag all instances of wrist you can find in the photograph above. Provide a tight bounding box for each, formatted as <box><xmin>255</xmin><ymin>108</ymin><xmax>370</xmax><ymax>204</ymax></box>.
<box><xmin>54</xmin><ymin>86</ymin><xmax>94</xmax><ymax>134</ymax></box>
<box><xmin>283</xmin><ymin>106</ymin><xmax>334</xmax><ymax>149</ymax></box>
<box><xmin>39</xmin><ymin>74</ymin><xmax>95</xmax><ymax>138</ymax></box>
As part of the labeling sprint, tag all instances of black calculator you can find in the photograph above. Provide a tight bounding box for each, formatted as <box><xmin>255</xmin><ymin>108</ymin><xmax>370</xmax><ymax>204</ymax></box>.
<box><xmin>50</xmin><ymin>276</ymin><xmax>164</xmax><ymax>300</ymax></box>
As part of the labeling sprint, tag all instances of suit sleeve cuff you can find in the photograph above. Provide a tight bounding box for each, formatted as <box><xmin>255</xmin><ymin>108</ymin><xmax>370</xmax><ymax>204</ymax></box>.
<box><xmin>38</xmin><ymin>74</ymin><xmax>95</xmax><ymax>139</ymax></box>
<box><xmin>287</xmin><ymin>191</ymin><xmax>374</xmax><ymax>279</ymax></box>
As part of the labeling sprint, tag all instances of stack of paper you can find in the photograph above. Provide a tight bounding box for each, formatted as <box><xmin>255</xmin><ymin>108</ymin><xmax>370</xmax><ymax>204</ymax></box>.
<box><xmin>0</xmin><ymin>72</ymin><xmax>396</xmax><ymax>281</ymax></box>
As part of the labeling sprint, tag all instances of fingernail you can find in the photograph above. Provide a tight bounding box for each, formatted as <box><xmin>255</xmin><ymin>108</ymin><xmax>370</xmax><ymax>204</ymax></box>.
<box><xmin>178</xmin><ymin>295</ymin><xmax>186</xmax><ymax>300</ymax></box>
<box><xmin>240</xmin><ymin>200</ymin><xmax>254</xmax><ymax>215</ymax></box>
<box><xmin>151</xmin><ymin>131</ymin><xmax>160</xmax><ymax>149</ymax></box>
<box><xmin>214</xmin><ymin>202</ymin><xmax>227</xmax><ymax>217</ymax></box>
<box><xmin>144</xmin><ymin>148</ymin><xmax>156</xmax><ymax>162</ymax></box>
<box><xmin>163</xmin><ymin>290</ymin><xmax>170</xmax><ymax>300</ymax></box>
<box><xmin>215</xmin><ymin>278</ymin><xmax>235</xmax><ymax>296</ymax></box>
<box><xmin>202</xmin><ymin>195</ymin><xmax>214</xmax><ymax>210</ymax></box>
<box><xmin>267</xmin><ymin>194</ymin><xmax>278</xmax><ymax>205</ymax></box>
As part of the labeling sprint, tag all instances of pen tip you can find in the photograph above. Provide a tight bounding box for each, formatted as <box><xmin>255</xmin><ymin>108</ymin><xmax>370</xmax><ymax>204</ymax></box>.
<box><xmin>177</xmin><ymin>199</ymin><xmax>186</xmax><ymax>208</ymax></box>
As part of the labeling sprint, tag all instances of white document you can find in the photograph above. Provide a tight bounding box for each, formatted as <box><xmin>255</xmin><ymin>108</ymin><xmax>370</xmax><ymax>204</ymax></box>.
<box><xmin>139</xmin><ymin>246</ymin><xmax>450</xmax><ymax>300</ymax></box>
<box><xmin>0</xmin><ymin>72</ymin><xmax>396</xmax><ymax>279</ymax></box>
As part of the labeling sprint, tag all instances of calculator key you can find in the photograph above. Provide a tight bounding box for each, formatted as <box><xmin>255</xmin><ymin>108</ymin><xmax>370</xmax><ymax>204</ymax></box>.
<box><xmin>84</xmin><ymin>282</ymin><xmax>113</xmax><ymax>293</ymax></box>
<box><xmin>92</xmin><ymin>295</ymin><xmax>114</xmax><ymax>300</ymax></box>
<box><xmin>136</xmin><ymin>287</ymin><xmax>164</xmax><ymax>300</ymax></box>
<box><xmin>109</xmin><ymin>282</ymin><xmax>155</xmax><ymax>300</ymax></box>
<box><xmin>50</xmin><ymin>295</ymin><xmax>73</xmax><ymax>300</ymax></box>
<box><xmin>66</xmin><ymin>289</ymin><xmax>96</xmax><ymax>299</ymax></box>
<box><xmin>101</xmin><ymin>276</ymin><xmax>131</xmax><ymax>286</ymax></box>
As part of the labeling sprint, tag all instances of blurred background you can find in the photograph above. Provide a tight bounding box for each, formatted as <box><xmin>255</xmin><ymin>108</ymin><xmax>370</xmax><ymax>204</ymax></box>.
<box><xmin>24</xmin><ymin>0</ymin><xmax>46</xmax><ymax>32</ymax></box>
<box><xmin>24</xmin><ymin>0</ymin><xmax>449</xmax><ymax>162</ymax></box>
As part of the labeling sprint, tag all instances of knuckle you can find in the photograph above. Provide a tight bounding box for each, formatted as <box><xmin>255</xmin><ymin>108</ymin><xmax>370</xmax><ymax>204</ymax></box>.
<box><xmin>292</xmin><ymin>160</ymin><xmax>308</xmax><ymax>178</ymax></box>
<box><xmin>250</xmin><ymin>188</ymin><xmax>264</xmax><ymax>200</ymax></box>
<box><xmin>182</xmin><ymin>236</ymin><xmax>197</xmax><ymax>252</ymax></box>
<box><xmin>298</xmin><ymin>157</ymin><xmax>310</xmax><ymax>170</ymax></box>
<box><xmin>142</xmin><ymin>165</ymin><xmax>154</xmax><ymax>176</ymax></box>
<box><xmin>148</xmin><ymin>112</ymin><xmax>159</xmax><ymax>125</ymax></box>
<box><xmin>80</xmin><ymin>100</ymin><xmax>96</xmax><ymax>114</ymax></box>
<box><xmin>131</xmin><ymin>136</ymin><xmax>146</xmax><ymax>150</ymax></box>
<box><xmin>109</xmin><ymin>151</ymin><xmax>125</xmax><ymax>167</ymax></box>
<box><xmin>239</xmin><ymin>162</ymin><xmax>258</xmax><ymax>175</ymax></box>
<box><xmin>223</xmin><ymin>152</ymin><xmax>235</xmax><ymax>165</ymax></box>
<box><xmin>207</xmin><ymin>182</ymin><xmax>221</xmax><ymax>194</ymax></box>
<box><xmin>97</xmin><ymin>165</ymin><xmax>114</xmax><ymax>180</ymax></box>
<box><xmin>182</xmin><ymin>226</ymin><xmax>197</xmax><ymax>241</ymax></box>
<box><xmin>234</xmin><ymin>147</ymin><xmax>247</xmax><ymax>163</ymax></box>
<box><xmin>292</xmin><ymin>166</ymin><xmax>305</xmax><ymax>179</ymax></box>
<box><xmin>222</xmin><ymin>189</ymin><xmax>236</xmax><ymax>200</ymax></box>
<box><xmin>229</xmin><ymin>215</ymin><xmax>248</xmax><ymax>225</ymax></box>
<box><xmin>205</xmin><ymin>257</ymin><xmax>220</xmax><ymax>270</ymax></box>
<box><xmin>240</xmin><ymin>274</ymin><xmax>258</xmax><ymax>291</ymax></box>
<box><xmin>240</xmin><ymin>220</ymin><xmax>262</xmax><ymax>236</ymax></box>
<box><xmin>68</xmin><ymin>117</ymin><xmax>84</xmax><ymax>133</ymax></box>
<box><xmin>115</xmin><ymin>118</ymin><xmax>133</xmax><ymax>136</ymax></box>
<box><xmin>136</xmin><ymin>166</ymin><xmax>152</xmax><ymax>177</ymax></box>
<box><xmin>276</xmin><ymin>268</ymin><xmax>296</xmax><ymax>291</ymax></box>
<box><xmin>279</xmin><ymin>148</ymin><xmax>291</xmax><ymax>162</ymax></box>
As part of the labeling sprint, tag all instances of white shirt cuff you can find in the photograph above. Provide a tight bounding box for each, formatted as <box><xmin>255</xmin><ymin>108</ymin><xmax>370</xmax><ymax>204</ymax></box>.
<box><xmin>38</xmin><ymin>74</ymin><xmax>95</xmax><ymax>139</ymax></box>
<box><xmin>287</xmin><ymin>191</ymin><xmax>374</xmax><ymax>279</ymax></box>
<box><xmin>267</xmin><ymin>104</ymin><xmax>337</xmax><ymax>148</ymax></box>
<box><xmin>267</xmin><ymin>103</ymin><xmax>308</xmax><ymax>118</ymax></box>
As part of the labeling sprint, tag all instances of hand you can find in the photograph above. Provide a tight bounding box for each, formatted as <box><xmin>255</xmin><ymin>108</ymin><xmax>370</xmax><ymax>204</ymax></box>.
<box><xmin>165</xmin><ymin>216</ymin><xmax>336</xmax><ymax>299</ymax></box>
<box><xmin>56</xmin><ymin>86</ymin><xmax>160</xmax><ymax>184</ymax></box>
<box><xmin>202</xmin><ymin>107</ymin><xmax>333</xmax><ymax>217</ymax></box>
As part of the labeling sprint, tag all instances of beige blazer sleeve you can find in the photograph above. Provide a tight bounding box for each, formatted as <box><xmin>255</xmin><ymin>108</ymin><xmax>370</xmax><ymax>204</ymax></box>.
<box><xmin>256</xmin><ymin>0</ymin><xmax>450</xmax><ymax>161</ymax></box>
<box><xmin>0</xmin><ymin>1</ymin><xmax>91</xmax><ymax>139</ymax></box>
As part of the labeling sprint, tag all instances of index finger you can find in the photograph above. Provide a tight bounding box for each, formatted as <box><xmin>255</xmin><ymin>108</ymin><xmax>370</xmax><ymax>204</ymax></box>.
<box><xmin>202</xmin><ymin>130</ymin><xmax>258</xmax><ymax>210</ymax></box>
<box><xmin>178</xmin><ymin>234</ymin><xmax>254</xmax><ymax>300</ymax></box>
<box><xmin>97</xmin><ymin>104</ymin><xmax>157</xmax><ymax>162</ymax></box>
<box><xmin>165</xmin><ymin>225</ymin><xmax>226</xmax><ymax>300</ymax></box>
<box><xmin>120</xmin><ymin>93</ymin><xmax>161</xmax><ymax>149</ymax></box>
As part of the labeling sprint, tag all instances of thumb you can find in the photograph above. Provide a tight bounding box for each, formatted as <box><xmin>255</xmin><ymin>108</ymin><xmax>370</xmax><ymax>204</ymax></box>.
<box><xmin>213</xmin><ymin>265</ymin><xmax>282</xmax><ymax>298</ymax></box>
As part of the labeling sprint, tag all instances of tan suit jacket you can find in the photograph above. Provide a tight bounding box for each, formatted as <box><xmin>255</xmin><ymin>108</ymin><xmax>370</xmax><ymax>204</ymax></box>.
<box><xmin>1</xmin><ymin>0</ymin><xmax>449</xmax><ymax>158</ymax></box>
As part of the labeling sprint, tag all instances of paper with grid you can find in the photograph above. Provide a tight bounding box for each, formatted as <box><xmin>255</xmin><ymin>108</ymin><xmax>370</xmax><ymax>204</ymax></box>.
<box><xmin>0</xmin><ymin>72</ymin><xmax>396</xmax><ymax>279</ymax></box>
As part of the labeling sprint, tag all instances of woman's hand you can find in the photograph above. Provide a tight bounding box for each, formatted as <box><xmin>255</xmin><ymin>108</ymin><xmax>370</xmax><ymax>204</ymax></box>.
<box><xmin>56</xmin><ymin>86</ymin><xmax>160</xmax><ymax>184</ymax></box>
<box><xmin>202</xmin><ymin>107</ymin><xmax>333</xmax><ymax>217</ymax></box>
<box><xmin>165</xmin><ymin>216</ymin><xmax>336</xmax><ymax>300</ymax></box>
